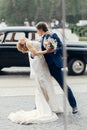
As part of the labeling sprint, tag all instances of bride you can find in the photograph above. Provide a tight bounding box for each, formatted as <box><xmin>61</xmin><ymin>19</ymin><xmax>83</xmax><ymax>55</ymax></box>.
<box><xmin>8</xmin><ymin>38</ymin><xmax>63</xmax><ymax>124</ymax></box>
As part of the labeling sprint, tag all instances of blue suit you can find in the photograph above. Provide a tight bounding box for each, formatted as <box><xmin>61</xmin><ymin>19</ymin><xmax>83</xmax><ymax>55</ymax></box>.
<box><xmin>41</xmin><ymin>33</ymin><xmax>77</xmax><ymax>108</ymax></box>
<box><xmin>41</xmin><ymin>33</ymin><xmax>63</xmax><ymax>68</ymax></box>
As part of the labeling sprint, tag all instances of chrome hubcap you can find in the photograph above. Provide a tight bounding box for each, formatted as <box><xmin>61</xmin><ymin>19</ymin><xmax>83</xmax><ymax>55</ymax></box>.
<box><xmin>73</xmin><ymin>60</ymin><xmax>84</xmax><ymax>74</ymax></box>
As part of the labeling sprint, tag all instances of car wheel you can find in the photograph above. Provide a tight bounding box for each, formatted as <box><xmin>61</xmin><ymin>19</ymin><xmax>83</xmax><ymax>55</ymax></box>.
<box><xmin>68</xmin><ymin>58</ymin><xmax>86</xmax><ymax>75</ymax></box>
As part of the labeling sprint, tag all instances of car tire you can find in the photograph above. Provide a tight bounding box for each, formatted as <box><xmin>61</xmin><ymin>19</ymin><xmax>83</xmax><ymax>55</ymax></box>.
<box><xmin>68</xmin><ymin>58</ymin><xmax>86</xmax><ymax>75</ymax></box>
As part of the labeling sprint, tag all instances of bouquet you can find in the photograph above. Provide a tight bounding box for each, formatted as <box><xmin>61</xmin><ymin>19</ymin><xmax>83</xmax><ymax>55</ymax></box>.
<box><xmin>44</xmin><ymin>37</ymin><xmax>57</xmax><ymax>50</ymax></box>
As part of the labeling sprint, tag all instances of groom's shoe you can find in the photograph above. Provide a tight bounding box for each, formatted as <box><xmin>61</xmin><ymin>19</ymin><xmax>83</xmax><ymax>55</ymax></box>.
<box><xmin>72</xmin><ymin>107</ymin><xmax>78</xmax><ymax>114</ymax></box>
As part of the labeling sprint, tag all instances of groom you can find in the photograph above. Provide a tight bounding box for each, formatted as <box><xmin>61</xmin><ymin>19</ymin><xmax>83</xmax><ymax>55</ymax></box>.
<box><xmin>35</xmin><ymin>22</ymin><xmax>78</xmax><ymax>114</ymax></box>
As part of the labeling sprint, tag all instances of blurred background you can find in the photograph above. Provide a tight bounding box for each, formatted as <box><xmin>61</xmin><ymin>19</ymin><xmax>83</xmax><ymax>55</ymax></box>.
<box><xmin>0</xmin><ymin>0</ymin><xmax>87</xmax><ymax>41</ymax></box>
<box><xmin>0</xmin><ymin>0</ymin><xmax>87</xmax><ymax>130</ymax></box>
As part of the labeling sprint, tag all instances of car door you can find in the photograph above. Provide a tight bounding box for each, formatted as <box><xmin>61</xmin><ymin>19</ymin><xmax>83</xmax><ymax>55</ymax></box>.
<box><xmin>0</xmin><ymin>32</ymin><xmax>29</xmax><ymax>68</ymax></box>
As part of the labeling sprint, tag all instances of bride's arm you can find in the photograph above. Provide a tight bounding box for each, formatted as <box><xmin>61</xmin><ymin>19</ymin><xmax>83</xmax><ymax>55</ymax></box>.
<box><xmin>29</xmin><ymin>49</ymin><xmax>54</xmax><ymax>56</ymax></box>
<box><xmin>32</xmin><ymin>50</ymin><xmax>47</xmax><ymax>56</ymax></box>
<box><xmin>17</xmin><ymin>38</ymin><xmax>54</xmax><ymax>56</ymax></box>
<box><xmin>26</xmin><ymin>42</ymin><xmax>47</xmax><ymax>56</ymax></box>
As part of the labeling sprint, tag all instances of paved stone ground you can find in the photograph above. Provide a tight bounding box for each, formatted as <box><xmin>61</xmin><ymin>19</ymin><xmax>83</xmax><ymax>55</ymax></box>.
<box><xmin>0</xmin><ymin>67</ymin><xmax>87</xmax><ymax>130</ymax></box>
<box><xmin>0</xmin><ymin>93</ymin><xmax>87</xmax><ymax>130</ymax></box>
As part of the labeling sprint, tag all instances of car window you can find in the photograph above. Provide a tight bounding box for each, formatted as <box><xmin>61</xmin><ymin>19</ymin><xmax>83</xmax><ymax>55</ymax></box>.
<box><xmin>5</xmin><ymin>32</ymin><xmax>25</xmax><ymax>43</ymax></box>
<box><xmin>28</xmin><ymin>32</ymin><xmax>34</xmax><ymax>40</ymax></box>
<box><xmin>35</xmin><ymin>33</ymin><xmax>41</xmax><ymax>41</ymax></box>
<box><xmin>5</xmin><ymin>32</ymin><xmax>14</xmax><ymax>42</ymax></box>
<box><xmin>14</xmin><ymin>32</ymin><xmax>25</xmax><ymax>41</ymax></box>
<box><xmin>0</xmin><ymin>33</ymin><xmax>4</xmax><ymax>42</ymax></box>
<box><xmin>4</xmin><ymin>32</ymin><xmax>40</xmax><ymax>43</ymax></box>
<box><xmin>28</xmin><ymin>32</ymin><xmax>40</xmax><ymax>41</ymax></box>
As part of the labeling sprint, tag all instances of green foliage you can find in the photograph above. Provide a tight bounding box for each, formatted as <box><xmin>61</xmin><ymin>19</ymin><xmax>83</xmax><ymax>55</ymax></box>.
<box><xmin>79</xmin><ymin>37</ymin><xmax>87</xmax><ymax>41</ymax></box>
<box><xmin>0</xmin><ymin>0</ymin><xmax>87</xmax><ymax>25</ymax></box>
<box><xmin>69</xmin><ymin>23</ymin><xmax>87</xmax><ymax>41</ymax></box>
<box><xmin>66</xmin><ymin>0</ymin><xmax>87</xmax><ymax>23</ymax></box>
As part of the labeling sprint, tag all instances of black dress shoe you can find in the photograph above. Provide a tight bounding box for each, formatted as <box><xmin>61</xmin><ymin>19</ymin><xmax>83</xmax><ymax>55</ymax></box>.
<box><xmin>72</xmin><ymin>107</ymin><xmax>78</xmax><ymax>114</ymax></box>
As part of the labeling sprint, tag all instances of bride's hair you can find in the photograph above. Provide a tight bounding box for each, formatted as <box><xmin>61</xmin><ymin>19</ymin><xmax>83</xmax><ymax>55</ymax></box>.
<box><xmin>17</xmin><ymin>39</ymin><xmax>29</xmax><ymax>53</ymax></box>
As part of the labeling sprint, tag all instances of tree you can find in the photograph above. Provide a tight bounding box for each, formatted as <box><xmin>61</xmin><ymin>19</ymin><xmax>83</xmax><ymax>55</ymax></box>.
<box><xmin>66</xmin><ymin>0</ymin><xmax>87</xmax><ymax>23</ymax></box>
<box><xmin>0</xmin><ymin>0</ymin><xmax>87</xmax><ymax>25</ymax></box>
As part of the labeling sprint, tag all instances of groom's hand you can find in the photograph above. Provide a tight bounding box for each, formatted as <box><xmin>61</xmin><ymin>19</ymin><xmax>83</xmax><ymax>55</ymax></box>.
<box><xmin>47</xmin><ymin>49</ymin><xmax>55</xmax><ymax>53</ymax></box>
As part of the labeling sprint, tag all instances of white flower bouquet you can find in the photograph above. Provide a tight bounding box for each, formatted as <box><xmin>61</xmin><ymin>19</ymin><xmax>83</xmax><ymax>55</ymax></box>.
<box><xmin>44</xmin><ymin>37</ymin><xmax>57</xmax><ymax>50</ymax></box>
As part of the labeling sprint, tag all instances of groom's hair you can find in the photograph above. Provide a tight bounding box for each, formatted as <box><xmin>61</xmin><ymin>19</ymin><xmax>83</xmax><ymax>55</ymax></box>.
<box><xmin>36</xmin><ymin>22</ymin><xmax>48</xmax><ymax>32</ymax></box>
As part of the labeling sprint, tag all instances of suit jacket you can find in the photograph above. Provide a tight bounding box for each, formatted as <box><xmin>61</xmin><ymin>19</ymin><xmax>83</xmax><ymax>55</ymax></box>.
<box><xmin>41</xmin><ymin>33</ymin><xmax>63</xmax><ymax>68</ymax></box>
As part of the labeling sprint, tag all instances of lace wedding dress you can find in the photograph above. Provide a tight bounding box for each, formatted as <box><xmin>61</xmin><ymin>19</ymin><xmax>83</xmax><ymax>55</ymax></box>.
<box><xmin>8</xmin><ymin>41</ymin><xmax>63</xmax><ymax>124</ymax></box>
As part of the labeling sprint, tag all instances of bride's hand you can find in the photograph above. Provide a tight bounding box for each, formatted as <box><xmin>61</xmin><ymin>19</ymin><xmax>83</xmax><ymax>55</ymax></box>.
<box><xmin>29</xmin><ymin>49</ymin><xmax>38</xmax><ymax>56</ymax></box>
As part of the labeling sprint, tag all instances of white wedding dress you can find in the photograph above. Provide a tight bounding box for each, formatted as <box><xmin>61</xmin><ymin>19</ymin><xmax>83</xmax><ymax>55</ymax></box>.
<box><xmin>8</xmin><ymin>41</ymin><xmax>63</xmax><ymax>124</ymax></box>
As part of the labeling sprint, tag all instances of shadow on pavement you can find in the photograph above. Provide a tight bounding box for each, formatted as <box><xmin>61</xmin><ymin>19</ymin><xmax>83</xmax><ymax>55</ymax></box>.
<box><xmin>0</xmin><ymin>67</ymin><xmax>86</xmax><ymax>76</ymax></box>
<box><xmin>0</xmin><ymin>69</ymin><xmax>30</xmax><ymax>76</ymax></box>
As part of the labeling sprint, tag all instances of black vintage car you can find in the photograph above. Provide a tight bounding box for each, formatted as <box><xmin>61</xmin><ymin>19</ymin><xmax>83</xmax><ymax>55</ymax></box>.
<box><xmin>66</xmin><ymin>41</ymin><xmax>87</xmax><ymax>75</ymax></box>
<box><xmin>0</xmin><ymin>26</ymin><xmax>38</xmax><ymax>70</ymax></box>
<box><xmin>0</xmin><ymin>26</ymin><xmax>87</xmax><ymax>75</ymax></box>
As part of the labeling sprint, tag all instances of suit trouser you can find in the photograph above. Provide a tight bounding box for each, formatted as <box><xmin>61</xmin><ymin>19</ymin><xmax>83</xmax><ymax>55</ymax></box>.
<box><xmin>48</xmin><ymin>63</ymin><xmax>77</xmax><ymax>108</ymax></box>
